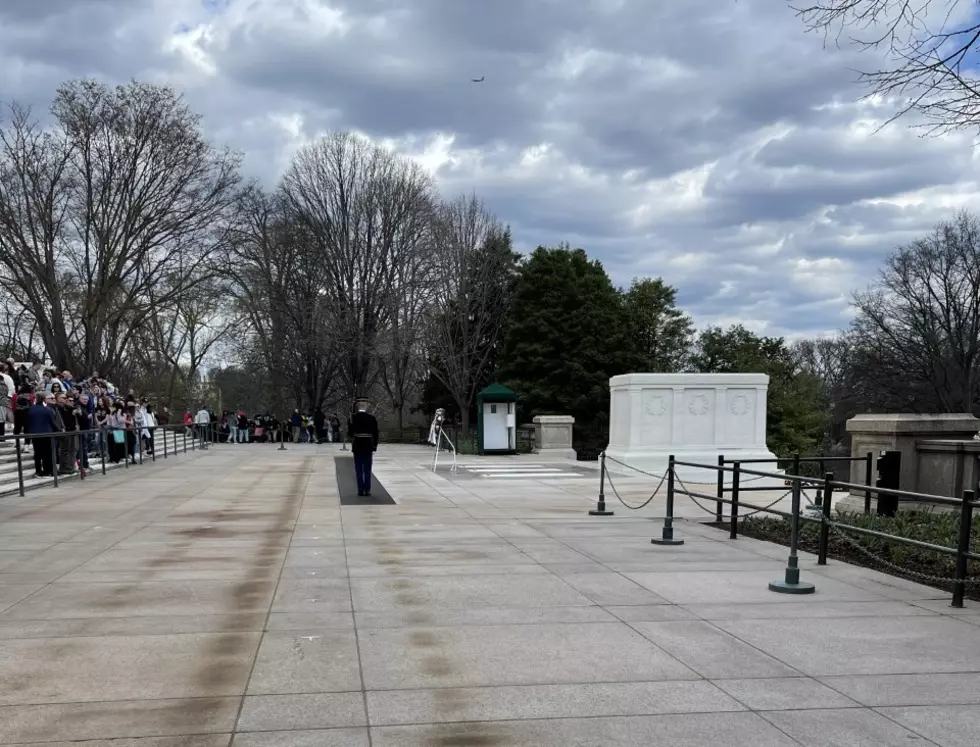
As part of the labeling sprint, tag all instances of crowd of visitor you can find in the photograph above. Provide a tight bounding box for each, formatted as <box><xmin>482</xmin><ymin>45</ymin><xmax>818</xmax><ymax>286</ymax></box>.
<box><xmin>0</xmin><ymin>359</ymin><xmax>358</xmax><ymax>481</ymax></box>
<box><xmin>214</xmin><ymin>408</ymin><xmax>344</xmax><ymax>444</ymax></box>
<box><xmin>0</xmin><ymin>360</ymin><xmax>188</xmax><ymax>479</ymax></box>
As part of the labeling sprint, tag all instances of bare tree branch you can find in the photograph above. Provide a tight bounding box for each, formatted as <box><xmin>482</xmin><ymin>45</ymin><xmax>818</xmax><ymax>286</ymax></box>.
<box><xmin>425</xmin><ymin>194</ymin><xmax>514</xmax><ymax>433</ymax></box>
<box><xmin>0</xmin><ymin>79</ymin><xmax>242</xmax><ymax>376</ymax></box>
<box><xmin>793</xmin><ymin>0</ymin><xmax>980</xmax><ymax>134</ymax></box>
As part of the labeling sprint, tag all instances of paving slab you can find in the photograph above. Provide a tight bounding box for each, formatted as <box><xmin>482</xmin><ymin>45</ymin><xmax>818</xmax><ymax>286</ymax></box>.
<box><xmin>714</xmin><ymin>677</ymin><xmax>860</xmax><ymax>710</ymax></box>
<box><xmin>245</xmin><ymin>630</ymin><xmax>361</xmax><ymax>694</ymax></box>
<box><xmin>370</xmin><ymin>712</ymin><xmax>802</xmax><ymax>747</ymax></box>
<box><xmin>1</xmin><ymin>443</ymin><xmax>979</xmax><ymax>745</ymax></box>
<box><xmin>366</xmin><ymin>680</ymin><xmax>745</xmax><ymax>725</ymax></box>
<box><xmin>630</xmin><ymin>620</ymin><xmax>801</xmax><ymax>679</ymax></box>
<box><xmin>237</xmin><ymin>692</ymin><xmax>366</xmax><ymax>730</ymax></box>
<box><xmin>231</xmin><ymin>730</ymin><xmax>369</xmax><ymax>747</ymax></box>
<box><xmin>821</xmin><ymin>672</ymin><xmax>980</xmax><ymax>706</ymax></box>
<box><xmin>357</xmin><ymin>622</ymin><xmax>699</xmax><ymax>689</ymax></box>
<box><xmin>876</xmin><ymin>704</ymin><xmax>980</xmax><ymax>747</ymax></box>
<box><xmin>760</xmin><ymin>707</ymin><xmax>938</xmax><ymax>747</ymax></box>
<box><xmin>0</xmin><ymin>632</ymin><xmax>260</xmax><ymax>704</ymax></box>
<box><xmin>717</xmin><ymin>615</ymin><xmax>980</xmax><ymax>676</ymax></box>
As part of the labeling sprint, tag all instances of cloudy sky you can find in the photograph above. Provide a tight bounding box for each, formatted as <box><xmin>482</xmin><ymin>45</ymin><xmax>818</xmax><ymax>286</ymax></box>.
<box><xmin>1</xmin><ymin>0</ymin><xmax>977</xmax><ymax>339</ymax></box>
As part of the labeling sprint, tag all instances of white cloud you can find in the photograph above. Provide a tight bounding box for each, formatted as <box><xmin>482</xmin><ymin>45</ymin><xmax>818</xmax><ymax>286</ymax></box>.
<box><xmin>0</xmin><ymin>0</ymin><xmax>977</xmax><ymax>338</ymax></box>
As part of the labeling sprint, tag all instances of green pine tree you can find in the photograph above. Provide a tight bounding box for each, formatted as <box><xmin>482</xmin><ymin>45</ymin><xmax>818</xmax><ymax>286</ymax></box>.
<box><xmin>497</xmin><ymin>245</ymin><xmax>632</xmax><ymax>426</ymax></box>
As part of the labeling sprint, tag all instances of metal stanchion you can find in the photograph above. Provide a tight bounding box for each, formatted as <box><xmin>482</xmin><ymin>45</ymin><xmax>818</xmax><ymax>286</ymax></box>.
<box><xmin>651</xmin><ymin>455</ymin><xmax>684</xmax><ymax>546</ymax></box>
<box><xmin>818</xmin><ymin>472</ymin><xmax>833</xmax><ymax>565</ymax></box>
<box><xmin>124</xmin><ymin>429</ymin><xmax>130</xmax><ymax>468</ymax></box>
<box><xmin>101</xmin><ymin>428</ymin><xmax>107</xmax><ymax>475</ymax></box>
<box><xmin>715</xmin><ymin>454</ymin><xmax>725</xmax><ymax>522</ymax></box>
<box><xmin>730</xmin><ymin>462</ymin><xmax>740</xmax><ymax>539</ymax></box>
<box><xmin>51</xmin><ymin>437</ymin><xmax>59</xmax><ymax>485</ymax></box>
<box><xmin>589</xmin><ymin>452</ymin><xmax>614</xmax><ymax>516</ymax></box>
<box><xmin>279</xmin><ymin>423</ymin><xmax>286</xmax><ymax>450</ymax></box>
<box><xmin>951</xmin><ymin>489</ymin><xmax>975</xmax><ymax>608</ymax></box>
<box><xmin>14</xmin><ymin>436</ymin><xmax>25</xmax><ymax>496</ymax></box>
<box><xmin>769</xmin><ymin>476</ymin><xmax>815</xmax><ymax>594</ymax></box>
<box><xmin>864</xmin><ymin>451</ymin><xmax>874</xmax><ymax>515</ymax></box>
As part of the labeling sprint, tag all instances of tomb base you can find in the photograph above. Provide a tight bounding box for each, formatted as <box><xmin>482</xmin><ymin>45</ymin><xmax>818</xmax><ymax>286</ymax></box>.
<box><xmin>606</xmin><ymin>373</ymin><xmax>782</xmax><ymax>486</ymax></box>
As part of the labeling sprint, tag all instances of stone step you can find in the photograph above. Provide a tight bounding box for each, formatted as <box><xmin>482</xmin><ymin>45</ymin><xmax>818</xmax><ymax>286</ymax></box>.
<box><xmin>0</xmin><ymin>442</ymin><xmax>212</xmax><ymax>498</ymax></box>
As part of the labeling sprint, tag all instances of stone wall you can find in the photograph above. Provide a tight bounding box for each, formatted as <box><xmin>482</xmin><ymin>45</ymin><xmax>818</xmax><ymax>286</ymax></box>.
<box><xmin>846</xmin><ymin>413</ymin><xmax>980</xmax><ymax>501</ymax></box>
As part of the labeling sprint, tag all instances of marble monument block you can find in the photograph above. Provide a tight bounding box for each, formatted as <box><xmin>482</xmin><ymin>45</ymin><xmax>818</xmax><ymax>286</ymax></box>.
<box><xmin>533</xmin><ymin>415</ymin><xmax>576</xmax><ymax>459</ymax></box>
<box><xmin>605</xmin><ymin>373</ymin><xmax>780</xmax><ymax>483</ymax></box>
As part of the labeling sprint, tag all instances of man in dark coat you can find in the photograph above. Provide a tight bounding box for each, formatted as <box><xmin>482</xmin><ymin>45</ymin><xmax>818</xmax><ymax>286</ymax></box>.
<box><xmin>348</xmin><ymin>399</ymin><xmax>379</xmax><ymax>496</ymax></box>
<box><xmin>26</xmin><ymin>393</ymin><xmax>59</xmax><ymax>477</ymax></box>
<box><xmin>313</xmin><ymin>408</ymin><xmax>326</xmax><ymax>444</ymax></box>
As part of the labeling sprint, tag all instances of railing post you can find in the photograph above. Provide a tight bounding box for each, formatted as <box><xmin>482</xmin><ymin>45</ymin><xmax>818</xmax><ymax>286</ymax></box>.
<box><xmin>716</xmin><ymin>454</ymin><xmax>725</xmax><ymax>523</ymax></box>
<box><xmin>124</xmin><ymin>429</ymin><xmax>130</xmax><ymax>468</ymax></box>
<box><xmin>770</xmin><ymin>475</ymin><xmax>816</xmax><ymax>594</ymax></box>
<box><xmin>652</xmin><ymin>455</ymin><xmax>684</xmax><ymax>545</ymax></box>
<box><xmin>730</xmin><ymin>462</ymin><xmax>740</xmax><ymax>539</ymax></box>
<box><xmin>864</xmin><ymin>451</ymin><xmax>874</xmax><ymax>514</ymax></box>
<box><xmin>589</xmin><ymin>452</ymin><xmax>614</xmax><ymax>516</ymax></box>
<box><xmin>183</xmin><ymin>427</ymin><xmax>187</xmax><ymax>453</ymax></box>
<box><xmin>279</xmin><ymin>423</ymin><xmax>286</xmax><ymax>450</ymax></box>
<box><xmin>100</xmin><ymin>428</ymin><xmax>107</xmax><ymax>475</ymax></box>
<box><xmin>818</xmin><ymin>471</ymin><xmax>833</xmax><ymax>565</ymax></box>
<box><xmin>952</xmin><ymin>489</ymin><xmax>974</xmax><ymax>608</ymax></box>
<box><xmin>51</xmin><ymin>437</ymin><xmax>59</xmax><ymax>486</ymax></box>
<box><xmin>14</xmin><ymin>436</ymin><xmax>25</xmax><ymax>497</ymax></box>
<box><xmin>814</xmin><ymin>458</ymin><xmax>826</xmax><ymax>509</ymax></box>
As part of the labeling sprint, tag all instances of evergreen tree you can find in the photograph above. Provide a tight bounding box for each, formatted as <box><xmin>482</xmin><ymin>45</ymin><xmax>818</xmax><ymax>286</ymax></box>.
<box><xmin>623</xmin><ymin>277</ymin><xmax>692</xmax><ymax>372</ymax></box>
<box><xmin>690</xmin><ymin>325</ymin><xmax>825</xmax><ymax>456</ymax></box>
<box><xmin>497</xmin><ymin>245</ymin><xmax>631</xmax><ymax>425</ymax></box>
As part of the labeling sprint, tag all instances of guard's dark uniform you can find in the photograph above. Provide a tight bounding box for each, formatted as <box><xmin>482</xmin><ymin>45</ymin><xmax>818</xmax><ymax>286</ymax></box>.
<box><xmin>349</xmin><ymin>409</ymin><xmax>379</xmax><ymax>496</ymax></box>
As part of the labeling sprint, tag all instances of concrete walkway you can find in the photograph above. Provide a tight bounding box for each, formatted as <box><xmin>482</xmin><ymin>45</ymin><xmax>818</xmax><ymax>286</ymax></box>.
<box><xmin>0</xmin><ymin>443</ymin><xmax>977</xmax><ymax>746</ymax></box>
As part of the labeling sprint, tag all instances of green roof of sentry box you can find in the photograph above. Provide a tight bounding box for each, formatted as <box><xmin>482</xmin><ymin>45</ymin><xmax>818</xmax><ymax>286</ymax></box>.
<box><xmin>477</xmin><ymin>382</ymin><xmax>517</xmax><ymax>403</ymax></box>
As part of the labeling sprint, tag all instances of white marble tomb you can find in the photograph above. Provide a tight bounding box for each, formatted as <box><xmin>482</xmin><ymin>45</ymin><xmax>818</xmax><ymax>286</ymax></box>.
<box><xmin>605</xmin><ymin>373</ymin><xmax>781</xmax><ymax>483</ymax></box>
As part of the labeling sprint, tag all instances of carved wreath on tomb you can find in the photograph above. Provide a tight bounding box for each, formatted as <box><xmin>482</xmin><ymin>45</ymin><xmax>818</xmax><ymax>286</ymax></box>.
<box><xmin>729</xmin><ymin>394</ymin><xmax>751</xmax><ymax>416</ymax></box>
<box><xmin>644</xmin><ymin>395</ymin><xmax>668</xmax><ymax>416</ymax></box>
<box><xmin>687</xmin><ymin>394</ymin><xmax>710</xmax><ymax>416</ymax></box>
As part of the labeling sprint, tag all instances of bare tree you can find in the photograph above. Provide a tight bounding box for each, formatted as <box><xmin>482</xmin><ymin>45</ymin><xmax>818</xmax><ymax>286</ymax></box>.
<box><xmin>425</xmin><ymin>194</ymin><xmax>514</xmax><ymax>433</ymax></box>
<box><xmin>790</xmin><ymin>333</ymin><xmax>856</xmax><ymax>439</ymax></box>
<box><xmin>793</xmin><ymin>0</ymin><xmax>980</xmax><ymax>133</ymax></box>
<box><xmin>0</xmin><ymin>290</ymin><xmax>45</xmax><ymax>361</ymax></box>
<box><xmin>279</xmin><ymin>131</ymin><xmax>435</xmax><ymax>408</ymax></box>
<box><xmin>134</xmin><ymin>276</ymin><xmax>237</xmax><ymax>405</ymax></box>
<box><xmin>0</xmin><ymin>79</ymin><xmax>241</xmax><ymax>374</ymax></box>
<box><xmin>850</xmin><ymin>210</ymin><xmax>980</xmax><ymax>413</ymax></box>
<box><xmin>226</xmin><ymin>187</ymin><xmax>333</xmax><ymax>414</ymax></box>
<box><xmin>376</xmin><ymin>239</ymin><xmax>436</xmax><ymax>429</ymax></box>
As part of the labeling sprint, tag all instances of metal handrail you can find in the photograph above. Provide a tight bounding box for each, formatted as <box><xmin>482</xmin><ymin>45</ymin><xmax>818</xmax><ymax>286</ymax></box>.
<box><xmin>662</xmin><ymin>456</ymin><xmax>980</xmax><ymax>606</ymax></box>
<box><xmin>0</xmin><ymin>421</ymin><xmax>216</xmax><ymax>496</ymax></box>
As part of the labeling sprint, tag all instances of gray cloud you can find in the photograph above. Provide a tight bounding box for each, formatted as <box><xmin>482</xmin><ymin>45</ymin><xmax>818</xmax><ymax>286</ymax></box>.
<box><xmin>1</xmin><ymin>0</ymin><xmax>977</xmax><ymax>340</ymax></box>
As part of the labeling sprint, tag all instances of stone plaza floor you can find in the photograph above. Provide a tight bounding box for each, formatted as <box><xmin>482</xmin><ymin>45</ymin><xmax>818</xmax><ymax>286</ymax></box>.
<box><xmin>0</xmin><ymin>442</ymin><xmax>977</xmax><ymax>746</ymax></box>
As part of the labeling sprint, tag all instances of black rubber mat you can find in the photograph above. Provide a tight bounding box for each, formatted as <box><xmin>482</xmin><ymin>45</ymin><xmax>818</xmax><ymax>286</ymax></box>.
<box><xmin>334</xmin><ymin>455</ymin><xmax>395</xmax><ymax>505</ymax></box>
